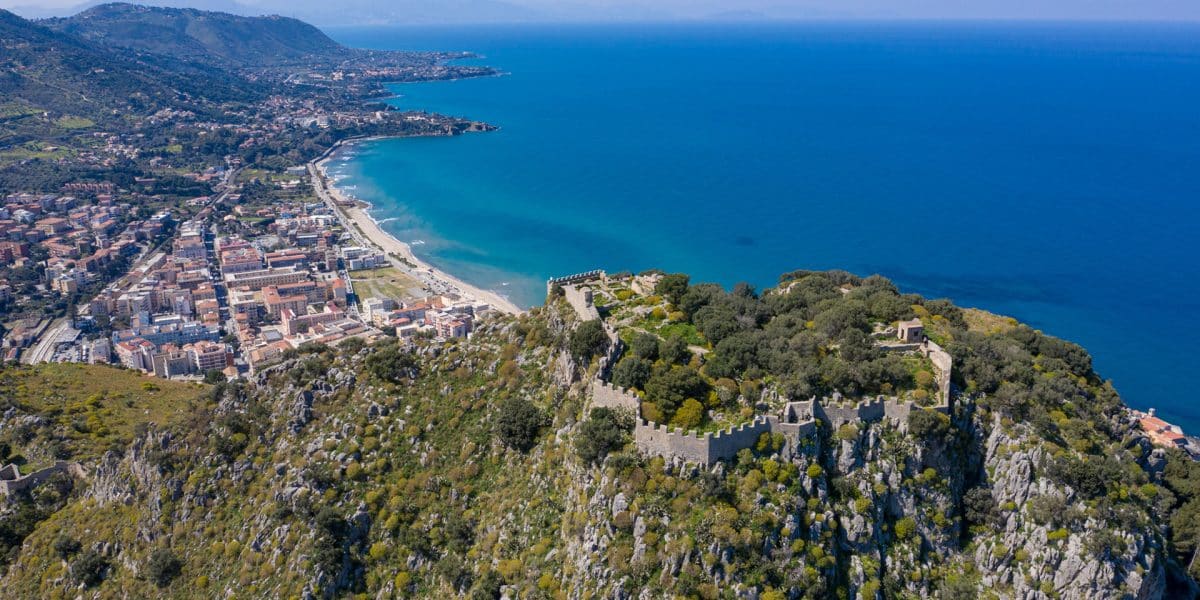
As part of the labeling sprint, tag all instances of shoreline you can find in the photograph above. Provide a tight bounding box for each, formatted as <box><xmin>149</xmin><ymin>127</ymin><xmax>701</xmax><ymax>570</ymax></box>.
<box><xmin>310</xmin><ymin>140</ymin><xmax>524</xmax><ymax>316</ymax></box>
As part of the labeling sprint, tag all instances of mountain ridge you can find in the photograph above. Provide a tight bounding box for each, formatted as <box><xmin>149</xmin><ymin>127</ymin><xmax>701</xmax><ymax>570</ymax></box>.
<box><xmin>0</xmin><ymin>7</ymin><xmax>261</xmax><ymax>125</ymax></box>
<box><xmin>45</xmin><ymin>3</ymin><xmax>352</xmax><ymax>67</ymax></box>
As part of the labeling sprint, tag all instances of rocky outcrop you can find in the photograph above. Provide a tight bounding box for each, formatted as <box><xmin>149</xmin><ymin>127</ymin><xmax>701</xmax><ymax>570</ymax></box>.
<box><xmin>971</xmin><ymin>420</ymin><xmax>1166</xmax><ymax>599</ymax></box>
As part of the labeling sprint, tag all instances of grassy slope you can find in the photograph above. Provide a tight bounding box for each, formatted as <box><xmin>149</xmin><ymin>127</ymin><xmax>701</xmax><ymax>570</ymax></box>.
<box><xmin>0</xmin><ymin>363</ymin><xmax>209</xmax><ymax>466</ymax></box>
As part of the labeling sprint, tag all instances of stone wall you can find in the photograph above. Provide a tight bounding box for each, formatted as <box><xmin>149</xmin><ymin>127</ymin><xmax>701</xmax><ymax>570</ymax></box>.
<box><xmin>921</xmin><ymin>340</ymin><xmax>954</xmax><ymax>405</ymax></box>
<box><xmin>587</xmin><ymin>382</ymin><xmax>952</xmax><ymax>467</ymax></box>
<box><xmin>547</xmin><ymin>270</ymin><xmax>605</xmax><ymax>296</ymax></box>
<box><xmin>708</xmin><ymin>417</ymin><xmax>774</xmax><ymax>463</ymax></box>
<box><xmin>591</xmin><ymin>380</ymin><xmax>639</xmax><ymax>412</ymax></box>
<box><xmin>784</xmin><ymin>396</ymin><xmax>950</xmax><ymax>430</ymax></box>
<box><xmin>880</xmin><ymin>339</ymin><xmax>954</xmax><ymax>406</ymax></box>
<box><xmin>0</xmin><ymin>461</ymin><xmax>86</xmax><ymax>495</ymax></box>
<box><xmin>563</xmin><ymin>285</ymin><xmax>601</xmax><ymax>322</ymax></box>
<box><xmin>575</xmin><ymin>293</ymin><xmax>957</xmax><ymax>467</ymax></box>
<box><xmin>585</xmin><ymin>338</ymin><xmax>954</xmax><ymax>466</ymax></box>
<box><xmin>634</xmin><ymin>422</ymin><xmax>712</xmax><ymax>465</ymax></box>
<box><xmin>764</xmin><ymin>417</ymin><xmax>819</xmax><ymax>441</ymax></box>
<box><xmin>634</xmin><ymin>416</ymin><xmax>774</xmax><ymax>466</ymax></box>
<box><xmin>591</xmin><ymin>379</ymin><xmax>778</xmax><ymax>466</ymax></box>
<box><xmin>821</xmin><ymin>398</ymin><xmax>887</xmax><ymax>427</ymax></box>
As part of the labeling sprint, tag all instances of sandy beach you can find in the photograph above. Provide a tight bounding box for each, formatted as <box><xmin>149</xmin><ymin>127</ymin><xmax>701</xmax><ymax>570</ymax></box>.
<box><xmin>310</xmin><ymin>147</ymin><xmax>523</xmax><ymax>315</ymax></box>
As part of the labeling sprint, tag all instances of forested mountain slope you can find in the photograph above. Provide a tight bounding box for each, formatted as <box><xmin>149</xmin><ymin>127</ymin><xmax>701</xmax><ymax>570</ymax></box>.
<box><xmin>0</xmin><ymin>8</ymin><xmax>261</xmax><ymax>132</ymax></box>
<box><xmin>47</xmin><ymin>3</ymin><xmax>349</xmax><ymax>67</ymax></box>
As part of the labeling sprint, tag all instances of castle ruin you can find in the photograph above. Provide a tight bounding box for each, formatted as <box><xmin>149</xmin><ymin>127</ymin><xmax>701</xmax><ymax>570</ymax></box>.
<box><xmin>558</xmin><ymin>270</ymin><xmax>955</xmax><ymax>466</ymax></box>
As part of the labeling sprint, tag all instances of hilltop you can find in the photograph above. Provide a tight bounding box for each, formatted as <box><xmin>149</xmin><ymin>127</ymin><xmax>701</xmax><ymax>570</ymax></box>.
<box><xmin>1</xmin><ymin>269</ymin><xmax>1197</xmax><ymax>598</ymax></box>
<box><xmin>0</xmin><ymin>8</ymin><xmax>261</xmax><ymax>128</ymax></box>
<box><xmin>46</xmin><ymin>3</ymin><xmax>350</xmax><ymax>68</ymax></box>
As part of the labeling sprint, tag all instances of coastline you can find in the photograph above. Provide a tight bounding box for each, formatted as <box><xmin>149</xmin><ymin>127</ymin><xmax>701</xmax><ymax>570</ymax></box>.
<box><xmin>309</xmin><ymin>140</ymin><xmax>524</xmax><ymax>315</ymax></box>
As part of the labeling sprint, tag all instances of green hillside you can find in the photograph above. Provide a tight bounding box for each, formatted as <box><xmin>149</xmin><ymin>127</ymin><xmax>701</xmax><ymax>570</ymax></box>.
<box><xmin>1</xmin><ymin>270</ymin><xmax>1197</xmax><ymax>598</ymax></box>
<box><xmin>0</xmin><ymin>7</ymin><xmax>262</xmax><ymax>145</ymax></box>
<box><xmin>48</xmin><ymin>3</ymin><xmax>350</xmax><ymax>67</ymax></box>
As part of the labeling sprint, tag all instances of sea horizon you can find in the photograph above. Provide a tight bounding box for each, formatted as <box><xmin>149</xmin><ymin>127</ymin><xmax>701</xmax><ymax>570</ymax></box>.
<box><xmin>326</xmin><ymin>21</ymin><xmax>1200</xmax><ymax>432</ymax></box>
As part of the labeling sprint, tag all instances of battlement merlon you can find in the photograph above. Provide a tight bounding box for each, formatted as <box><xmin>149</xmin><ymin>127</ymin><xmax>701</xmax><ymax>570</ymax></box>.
<box><xmin>547</xmin><ymin>270</ymin><xmax>606</xmax><ymax>295</ymax></box>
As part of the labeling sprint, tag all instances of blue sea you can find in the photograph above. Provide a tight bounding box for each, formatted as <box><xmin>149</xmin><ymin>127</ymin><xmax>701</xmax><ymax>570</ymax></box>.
<box><xmin>325</xmin><ymin>23</ymin><xmax>1200</xmax><ymax>431</ymax></box>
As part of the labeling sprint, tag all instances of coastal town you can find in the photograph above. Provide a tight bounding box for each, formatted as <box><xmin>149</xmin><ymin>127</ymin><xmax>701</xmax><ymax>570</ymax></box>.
<box><xmin>0</xmin><ymin>3</ymin><xmax>518</xmax><ymax>382</ymax></box>
<box><xmin>1</xmin><ymin>153</ymin><xmax>515</xmax><ymax>380</ymax></box>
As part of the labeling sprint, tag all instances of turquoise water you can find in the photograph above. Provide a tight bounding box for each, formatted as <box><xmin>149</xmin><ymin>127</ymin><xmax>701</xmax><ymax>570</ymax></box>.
<box><xmin>326</xmin><ymin>23</ymin><xmax>1200</xmax><ymax>431</ymax></box>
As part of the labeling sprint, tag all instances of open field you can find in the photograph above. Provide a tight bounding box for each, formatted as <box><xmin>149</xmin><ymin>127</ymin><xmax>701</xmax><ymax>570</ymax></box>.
<box><xmin>0</xmin><ymin>141</ymin><xmax>76</xmax><ymax>162</ymax></box>
<box><xmin>55</xmin><ymin>116</ymin><xmax>95</xmax><ymax>130</ymax></box>
<box><xmin>963</xmin><ymin>307</ymin><xmax>1019</xmax><ymax>335</ymax></box>
<box><xmin>351</xmin><ymin>266</ymin><xmax>424</xmax><ymax>302</ymax></box>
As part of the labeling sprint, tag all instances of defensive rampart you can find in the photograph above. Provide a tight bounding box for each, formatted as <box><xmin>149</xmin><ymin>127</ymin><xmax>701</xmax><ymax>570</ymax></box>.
<box><xmin>0</xmin><ymin>461</ymin><xmax>87</xmax><ymax>495</ymax></box>
<box><xmin>547</xmin><ymin>270</ymin><xmax>605</xmax><ymax>296</ymax></box>
<box><xmin>563</xmin><ymin>285</ymin><xmax>601</xmax><ymax>322</ymax></box>
<box><xmin>781</xmin><ymin>397</ymin><xmax>949</xmax><ymax>429</ymax></box>
<box><xmin>634</xmin><ymin>416</ymin><xmax>774</xmax><ymax>465</ymax></box>
<box><xmin>586</xmin><ymin>359</ymin><xmax>952</xmax><ymax>466</ymax></box>
<box><xmin>558</xmin><ymin>271</ymin><xmax>956</xmax><ymax>466</ymax></box>
<box><xmin>592</xmin><ymin>380</ymin><xmax>640</xmax><ymax>412</ymax></box>
<box><xmin>921</xmin><ymin>340</ymin><xmax>953</xmax><ymax>404</ymax></box>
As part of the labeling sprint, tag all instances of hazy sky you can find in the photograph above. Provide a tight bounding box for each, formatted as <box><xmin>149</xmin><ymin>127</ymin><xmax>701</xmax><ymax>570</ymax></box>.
<box><xmin>5</xmin><ymin>0</ymin><xmax>1200</xmax><ymax>24</ymax></box>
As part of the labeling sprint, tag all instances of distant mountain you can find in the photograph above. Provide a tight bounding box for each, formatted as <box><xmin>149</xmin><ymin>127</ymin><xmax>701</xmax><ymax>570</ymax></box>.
<box><xmin>0</xmin><ymin>8</ymin><xmax>260</xmax><ymax>125</ymax></box>
<box><xmin>46</xmin><ymin>3</ymin><xmax>352</xmax><ymax>67</ymax></box>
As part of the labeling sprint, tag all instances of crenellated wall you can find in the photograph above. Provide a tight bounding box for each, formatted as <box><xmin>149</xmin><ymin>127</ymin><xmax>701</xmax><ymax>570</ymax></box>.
<box><xmin>587</xmin><ymin>377</ymin><xmax>953</xmax><ymax>467</ymax></box>
<box><xmin>634</xmin><ymin>421</ymin><xmax>711</xmax><ymax>464</ymax></box>
<box><xmin>547</xmin><ymin>270</ymin><xmax>606</xmax><ymax>296</ymax></box>
<box><xmin>708</xmin><ymin>417</ymin><xmax>774</xmax><ymax>462</ymax></box>
<box><xmin>821</xmin><ymin>397</ymin><xmax>886</xmax><ymax>427</ymax></box>
<box><xmin>783</xmin><ymin>397</ymin><xmax>949</xmax><ymax>429</ymax></box>
<box><xmin>633</xmin><ymin>416</ymin><xmax>775</xmax><ymax>465</ymax></box>
<box><xmin>591</xmin><ymin>380</ymin><xmax>640</xmax><ymax>412</ymax></box>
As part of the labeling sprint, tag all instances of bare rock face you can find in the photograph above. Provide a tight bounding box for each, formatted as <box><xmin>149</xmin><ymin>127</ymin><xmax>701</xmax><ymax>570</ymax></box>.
<box><xmin>86</xmin><ymin>451</ymin><xmax>136</xmax><ymax>506</ymax></box>
<box><xmin>288</xmin><ymin>389</ymin><xmax>314</xmax><ymax>434</ymax></box>
<box><xmin>86</xmin><ymin>429</ymin><xmax>171</xmax><ymax>507</ymax></box>
<box><xmin>974</xmin><ymin>421</ymin><xmax>1166</xmax><ymax>600</ymax></box>
<box><xmin>552</xmin><ymin>349</ymin><xmax>577</xmax><ymax>387</ymax></box>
